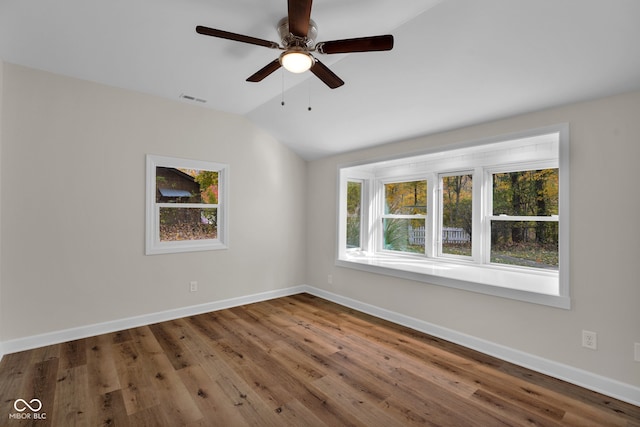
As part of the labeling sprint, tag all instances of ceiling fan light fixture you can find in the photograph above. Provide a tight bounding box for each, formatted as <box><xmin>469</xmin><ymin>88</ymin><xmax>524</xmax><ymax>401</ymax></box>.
<box><xmin>280</xmin><ymin>49</ymin><xmax>314</xmax><ymax>73</ymax></box>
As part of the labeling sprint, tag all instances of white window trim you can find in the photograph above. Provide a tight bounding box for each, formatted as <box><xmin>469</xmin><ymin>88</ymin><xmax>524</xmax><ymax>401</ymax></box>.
<box><xmin>482</xmin><ymin>160</ymin><xmax>559</xmax><ymax>267</ymax></box>
<box><xmin>336</xmin><ymin>124</ymin><xmax>570</xmax><ymax>309</ymax></box>
<box><xmin>146</xmin><ymin>154</ymin><xmax>229</xmax><ymax>255</ymax></box>
<box><xmin>379</xmin><ymin>177</ymin><xmax>428</xmax><ymax>255</ymax></box>
<box><xmin>346</xmin><ymin>179</ymin><xmax>365</xmax><ymax>251</ymax></box>
<box><xmin>437</xmin><ymin>170</ymin><xmax>475</xmax><ymax>262</ymax></box>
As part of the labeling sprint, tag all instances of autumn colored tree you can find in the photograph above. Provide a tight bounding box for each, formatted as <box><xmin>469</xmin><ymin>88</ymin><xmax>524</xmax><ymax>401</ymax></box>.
<box><xmin>194</xmin><ymin>170</ymin><xmax>219</xmax><ymax>204</ymax></box>
<box><xmin>442</xmin><ymin>174</ymin><xmax>473</xmax><ymax>237</ymax></box>
<box><xmin>383</xmin><ymin>181</ymin><xmax>427</xmax><ymax>253</ymax></box>
<box><xmin>492</xmin><ymin>168</ymin><xmax>558</xmax><ymax>246</ymax></box>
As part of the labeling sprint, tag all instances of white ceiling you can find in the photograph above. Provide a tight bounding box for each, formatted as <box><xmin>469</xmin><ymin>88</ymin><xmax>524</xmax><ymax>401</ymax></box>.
<box><xmin>2</xmin><ymin>0</ymin><xmax>640</xmax><ymax>160</ymax></box>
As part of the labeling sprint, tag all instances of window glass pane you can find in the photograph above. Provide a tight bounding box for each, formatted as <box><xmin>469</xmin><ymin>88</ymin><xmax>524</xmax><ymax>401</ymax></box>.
<box><xmin>491</xmin><ymin>221</ymin><xmax>558</xmax><ymax>270</ymax></box>
<box><xmin>442</xmin><ymin>174</ymin><xmax>473</xmax><ymax>256</ymax></box>
<box><xmin>384</xmin><ymin>181</ymin><xmax>427</xmax><ymax>215</ymax></box>
<box><xmin>346</xmin><ymin>181</ymin><xmax>362</xmax><ymax>249</ymax></box>
<box><xmin>156</xmin><ymin>167</ymin><xmax>219</xmax><ymax>204</ymax></box>
<box><xmin>383</xmin><ymin>218</ymin><xmax>425</xmax><ymax>254</ymax></box>
<box><xmin>159</xmin><ymin>207</ymin><xmax>217</xmax><ymax>241</ymax></box>
<box><xmin>492</xmin><ymin>169</ymin><xmax>558</xmax><ymax>216</ymax></box>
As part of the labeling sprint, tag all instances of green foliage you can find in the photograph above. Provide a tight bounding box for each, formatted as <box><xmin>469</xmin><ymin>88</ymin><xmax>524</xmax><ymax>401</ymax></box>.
<box><xmin>194</xmin><ymin>171</ymin><xmax>219</xmax><ymax>204</ymax></box>
<box><xmin>366</xmin><ymin>171</ymin><xmax>560</xmax><ymax>267</ymax></box>
<box><xmin>383</xmin><ymin>181</ymin><xmax>427</xmax><ymax>254</ymax></box>
<box><xmin>383</xmin><ymin>219</ymin><xmax>424</xmax><ymax>254</ymax></box>
<box><xmin>492</xmin><ymin>169</ymin><xmax>558</xmax><ymax>216</ymax></box>
<box><xmin>194</xmin><ymin>170</ymin><xmax>218</xmax><ymax>189</ymax></box>
<box><xmin>346</xmin><ymin>182</ymin><xmax>362</xmax><ymax>248</ymax></box>
<box><xmin>383</xmin><ymin>218</ymin><xmax>407</xmax><ymax>251</ymax></box>
<box><xmin>492</xmin><ymin>168</ymin><xmax>559</xmax><ymax>247</ymax></box>
<box><xmin>442</xmin><ymin>174</ymin><xmax>473</xmax><ymax>235</ymax></box>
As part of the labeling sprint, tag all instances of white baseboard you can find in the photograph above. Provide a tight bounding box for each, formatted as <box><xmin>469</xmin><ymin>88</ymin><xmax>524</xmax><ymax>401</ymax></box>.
<box><xmin>303</xmin><ymin>286</ymin><xmax>640</xmax><ymax>407</ymax></box>
<box><xmin>0</xmin><ymin>285</ymin><xmax>306</xmax><ymax>358</ymax></box>
<box><xmin>1</xmin><ymin>284</ymin><xmax>638</xmax><ymax>406</ymax></box>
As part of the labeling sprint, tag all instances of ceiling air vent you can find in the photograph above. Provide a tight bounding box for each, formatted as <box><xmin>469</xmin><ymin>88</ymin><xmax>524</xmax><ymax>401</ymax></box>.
<box><xmin>179</xmin><ymin>93</ymin><xmax>207</xmax><ymax>103</ymax></box>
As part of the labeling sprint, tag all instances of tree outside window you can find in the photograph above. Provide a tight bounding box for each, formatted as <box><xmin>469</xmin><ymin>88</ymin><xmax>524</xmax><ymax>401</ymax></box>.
<box><xmin>490</xmin><ymin>168</ymin><xmax>559</xmax><ymax>269</ymax></box>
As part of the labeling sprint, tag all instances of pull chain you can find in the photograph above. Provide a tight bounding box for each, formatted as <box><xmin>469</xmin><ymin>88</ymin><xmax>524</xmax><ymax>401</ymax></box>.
<box><xmin>279</xmin><ymin>71</ymin><xmax>315</xmax><ymax>110</ymax></box>
<box><xmin>281</xmin><ymin>69</ymin><xmax>285</xmax><ymax>106</ymax></box>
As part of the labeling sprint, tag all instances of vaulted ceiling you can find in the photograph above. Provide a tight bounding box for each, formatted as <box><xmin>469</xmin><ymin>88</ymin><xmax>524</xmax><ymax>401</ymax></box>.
<box><xmin>2</xmin><ymin>0</ymin><xmax>639</xmax><ymax>159</ymax></box>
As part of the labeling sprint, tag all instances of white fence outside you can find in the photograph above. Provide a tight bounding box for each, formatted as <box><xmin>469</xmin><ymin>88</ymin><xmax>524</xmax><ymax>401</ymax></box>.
<box><xmin>408</xmin><ymin>226</ymin><xmax>470</xmax><ymax>245</ymax></box>
<box><xmin>408</xmin><ymin>226</ymin><xmax>425</xmax><ymax>245</ymax></box>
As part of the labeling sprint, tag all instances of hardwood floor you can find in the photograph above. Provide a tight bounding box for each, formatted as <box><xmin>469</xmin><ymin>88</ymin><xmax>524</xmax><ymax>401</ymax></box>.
<box><xmin>1</xmin><ymin>293</ymin><xmax>638</xmax><ymax>426</ymax></box>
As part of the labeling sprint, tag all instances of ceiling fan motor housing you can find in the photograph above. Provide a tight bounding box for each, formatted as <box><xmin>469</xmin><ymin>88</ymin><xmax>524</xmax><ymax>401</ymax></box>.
<box><xmin>277</xmin><ymin>17</ymin><xmax>318</xmax><ymax>49</ymax></box>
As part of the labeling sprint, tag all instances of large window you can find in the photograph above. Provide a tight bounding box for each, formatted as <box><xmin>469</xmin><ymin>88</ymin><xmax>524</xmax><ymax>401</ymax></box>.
<box><xmin>337</xmin><ymin>125</ymin><xmax>569</xmax><ymax>308</ymax></box>
<box><xmin>146</xmin><ymin>155</ymin><xmax>229</xmax><ymax>255</ymax></box>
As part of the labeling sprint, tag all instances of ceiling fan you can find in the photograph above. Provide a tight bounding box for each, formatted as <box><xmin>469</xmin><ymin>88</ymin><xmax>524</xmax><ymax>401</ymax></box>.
<box><xmin>196</xmin><ymin>0</ymin><xmax>394</xmax><ymax>89</ymax></box>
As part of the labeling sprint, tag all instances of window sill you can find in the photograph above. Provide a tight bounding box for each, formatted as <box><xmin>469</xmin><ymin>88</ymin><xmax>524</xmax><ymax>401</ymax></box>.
<box><xmin>336</xmin><ymin>252</ymin><xmax>569</xmax><ymax>309</ymax></box>
<box><xmin>145</xmin><ymin>239</ymin><xmax>228</xmax><ymax>255</ymax></box>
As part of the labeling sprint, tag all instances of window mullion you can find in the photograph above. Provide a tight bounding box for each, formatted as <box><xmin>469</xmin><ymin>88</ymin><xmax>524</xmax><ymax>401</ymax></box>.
<box><xmin>423</xmin><ymin>172</ymin><xmax>434</xmax><ymax>258</ymax></box>
<box><xmin>488</xmin><ymin>215</ymin><xmax>559</xmax><ymax>222</ymax></box>
<box><xmin>435</xmin><ymin>176</ymin><xmax>443</xmax><ymax>255</ymax></box>
<box><xmin>156</xmin><ymin>203</ymin><xmax>219</xmax><ymax>209</ymax></box>
<box><xmin>363</xmin><ymin>177</ymin><xmax>374</xmax><ymax>253</ymax></box>
<box><xmin>471</xmin><ymin>167</ymin><xmax>483</xmax><ymax>264</ymax></box>
<box><xmin>373</xmin><ymin>179</ymin><xmax>384</xmax><ymax>253</ymax></box>
<box><xmin>482</xmin><ymin>168</ymin><xmax>493</xmax><ymax>265</ymax></box>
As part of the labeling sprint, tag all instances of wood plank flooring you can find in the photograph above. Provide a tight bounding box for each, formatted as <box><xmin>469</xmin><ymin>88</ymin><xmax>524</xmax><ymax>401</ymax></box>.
<box><xmin>1</xmin><ymin>293</ymin><xmax>639</xmax><ymax>426</ymax></box>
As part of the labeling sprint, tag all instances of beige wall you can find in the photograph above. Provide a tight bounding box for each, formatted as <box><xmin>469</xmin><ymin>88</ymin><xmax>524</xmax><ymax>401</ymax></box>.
<box><xmin>307</xmin><ymin>90</ymin><xmax>640</xmax><ymax>388</ymax></box>
<box><xmin>0</xmin><ymin>61</ymin><xmax>3</xmax><ymax>350</ymax></box>
<box><xmin>0</xmin><ymin>63</ymin><xmax>307</xmax><ymax>340</ymax></box>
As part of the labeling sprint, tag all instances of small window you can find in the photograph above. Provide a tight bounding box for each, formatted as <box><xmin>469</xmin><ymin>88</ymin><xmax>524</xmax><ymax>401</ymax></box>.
<box><xmin>146</xmin><ymin>155</ymin><xmax>228</xmax><ymax>255</ymax></box>
<box><xmin>440</xmin><ymin>173</ymin><xmax>473</xmax><ymax>258</ymax></box>
<box><xmin>346</xmin><ymin>180</ymin><xmax>363</xmax><ymax>249</ymax></box>
<box><xmin>382</xmin><ymin>180</ymin><xmax>427</xmax><ymax>254</ymax></box>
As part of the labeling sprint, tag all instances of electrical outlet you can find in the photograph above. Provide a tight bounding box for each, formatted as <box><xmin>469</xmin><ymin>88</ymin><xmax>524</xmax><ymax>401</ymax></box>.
<box><xmin>582</xmin><ymin>330</ymin><xmax>597</xmax><ymax>350</ymax></box>
<box><xmin>634</xmin><ymin>343</ymin><xmax>640</xmax><ymax>362</ymax></box>
<box><xmin>190</xmin><ymin>281</ymin><xmax>198</xmax><ymax>292</ymax></box>
<box><xmin>328</xmin><ymin>274</ymin><xmax>333</xmax><ymax>284</ymax></box>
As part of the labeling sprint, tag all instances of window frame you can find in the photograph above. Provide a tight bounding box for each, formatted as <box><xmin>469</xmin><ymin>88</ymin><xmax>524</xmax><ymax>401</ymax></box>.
<box><xmin>483</xmin><ymin>162</ymin><xmax>559</xmax><ymax>269</ymax></box>
<box><xmin>346</xmin><ymin>179</ymin><xmax>365</xmax><ymax>251</ymax></box>
<box><xmin>336</xmin><ymin>124</ymin><xmax>570</xmax><ymax>309</ymax></box>
<box><xmin>145</xmin><ymin>154</ymin><xmax>229</xmax><ymax>255</ymax></box>
<box><xmin>437</xmin><ymin>170</ymin><xmax>475</xmax><ymax>262</ymax></box>
<box><xmin>379</xmin><ymin>177</ymin><xmax>428</xmax><ymax>255</ymax></box>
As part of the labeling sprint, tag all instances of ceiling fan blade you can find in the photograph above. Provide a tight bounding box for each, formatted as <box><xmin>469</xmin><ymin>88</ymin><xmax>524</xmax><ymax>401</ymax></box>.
<box><xmin>316</xmin><ymin>35</ymin><xmax>394</xmax><ymax>54</ymax></box>
<box><xmin>246</xmin><ymin>59</ymin><xmax>282</xmax><ymax>82</ymax></box>
<box><xmin>196</xmin><ymin>26</ymin><xmax>280</xmax><ymax>49</ymax></box>
<box><xmin>310</xmin><ymin>59</ymin><xmax>344</xmax><ymax>89</ymax></box>
<box><xmin>288</xmin><ymin>0</ymin><xmax>313</xmax><ymax>37</ymax></box>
